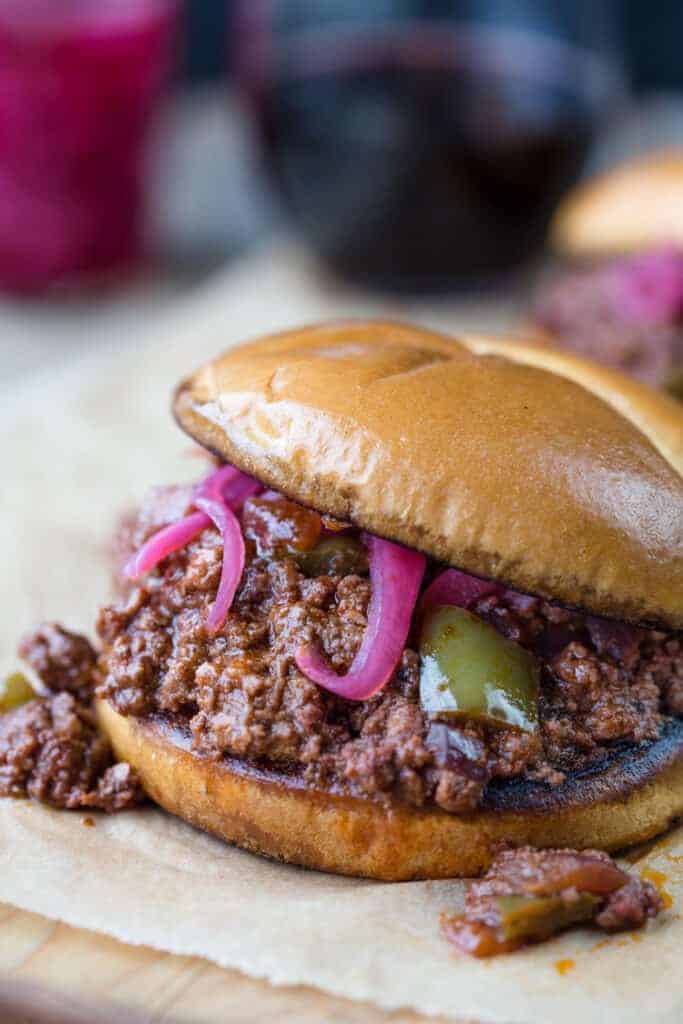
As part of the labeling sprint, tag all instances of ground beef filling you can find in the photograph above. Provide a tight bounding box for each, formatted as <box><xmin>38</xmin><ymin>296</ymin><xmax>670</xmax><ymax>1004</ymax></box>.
<box><xmin>1</xmin><ymin>626</ymin><xmax>145</xmax><ymax>812</ymax></box>
<box><xmin>442</xmin><ymin>847</ymin><xmax>663</xmax><ymax>956</ymax></box>
<box><xmin>95</xmin><ymin>487</ymin><xmax>683</xmax><ymax>814</ymax></box>
<box><xmin>0</xmin><ymin>693</ymin><xmax>144</xmax><ymax>812</ymax></box>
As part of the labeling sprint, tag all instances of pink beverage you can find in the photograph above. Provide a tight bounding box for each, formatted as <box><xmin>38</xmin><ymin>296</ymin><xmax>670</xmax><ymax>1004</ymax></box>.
<box><xmin>0</xmin><ymin>0</ymin><xmax>178</xmax><ymax>293</ymax></box>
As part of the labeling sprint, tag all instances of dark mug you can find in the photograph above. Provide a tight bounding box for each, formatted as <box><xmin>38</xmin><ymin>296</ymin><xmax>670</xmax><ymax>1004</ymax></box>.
<box><xmin>235</xmin><ymin>0</ymin><xmax>624</xmax><ymax>291</ymax></box>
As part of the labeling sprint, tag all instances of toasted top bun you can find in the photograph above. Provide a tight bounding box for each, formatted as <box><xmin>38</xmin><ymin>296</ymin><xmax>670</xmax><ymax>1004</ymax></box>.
<box><xmin>551</xmin><ymin>150</ymin><xmax>683</xmax><ymax>257</ymax></box>
<box><xmin>174</xmin><ymin>320</ymin><xmax>683</xmax><ymax>630</ymax></box>
<box><xmin>464</xmin><ymin>333</ymin><xmax>683</xmax><ymax>478</ymax></box>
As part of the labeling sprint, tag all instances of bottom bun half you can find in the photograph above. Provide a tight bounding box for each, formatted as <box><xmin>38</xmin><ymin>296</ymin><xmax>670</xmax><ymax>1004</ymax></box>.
<box><xmin>96</xmin><ymin>699</ymin><xmax>683</xmax><ymax>881</ymax></box>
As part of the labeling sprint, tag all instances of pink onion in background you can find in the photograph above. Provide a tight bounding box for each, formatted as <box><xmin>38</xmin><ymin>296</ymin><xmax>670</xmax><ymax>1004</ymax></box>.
<box><xmin>608</xmin><ymin>245</ymin><xmax>683</xmax><ymax>326</ymax></box>
<box><xmin>295</xmin><ymin>535</ymin><xmax>425</xmax><ymax>700</ymax></box>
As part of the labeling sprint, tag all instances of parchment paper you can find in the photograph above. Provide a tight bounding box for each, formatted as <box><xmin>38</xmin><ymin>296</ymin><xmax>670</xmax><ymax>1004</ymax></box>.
<box><xmin>1</xmin><ymin>245</ymin><xmax>681</xmax><ymax>1024</ymax></box>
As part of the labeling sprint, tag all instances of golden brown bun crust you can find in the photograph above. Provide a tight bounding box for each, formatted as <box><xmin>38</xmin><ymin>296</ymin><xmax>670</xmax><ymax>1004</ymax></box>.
<box><xmin>97</xmin><ymin>700</ymin><xmax>683</xmax><ymax>881</ymax></box>
<box><xmin>551</xmin><ymin>150</ymin><xmax>683</xmax><ymax>256</ymax></box>
<box><xmin>463</xmin><ymin>333</ymin><xmax>683</xmax><ymax>477</ymax></box>
<box><xmin>173</xmin><ymin>320</ymin><xmax>683</xmax><ymax>629</ymax></box>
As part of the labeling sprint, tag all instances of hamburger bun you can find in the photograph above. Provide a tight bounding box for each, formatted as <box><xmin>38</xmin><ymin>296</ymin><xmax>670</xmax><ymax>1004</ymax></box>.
<box><xmin>462</xmin><ymin>332</ymin><xmax>683</xmax><ymax>476</ymax></box>
<box><xmin>550</xmin><ymin>149</ymin><xmax>683</xmax><ymax>258</ymax></box>
<box><xmin>97</xmin><ymin>321</ymin><xmax>683</xmax><ymax>880</ymax></box>
<box><xmin>173</xmin><ymin>320</ymin><xmax>683</xmax><ymax>629</ymax></box>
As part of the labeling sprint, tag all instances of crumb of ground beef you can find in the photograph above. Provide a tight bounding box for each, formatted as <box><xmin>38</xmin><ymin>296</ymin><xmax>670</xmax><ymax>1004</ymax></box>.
<box><xmin>95</xmin><ymin>489</ymin><xmax>683</xmax><ymax>814</ymax></box>
<box><xmin>19</xmin><ymin>623</ymin><xmax>98</xmax><ymax>704</ymax></box>
<box><xmin>544</xmin><ymin>641</ymin><xmax>661</xmax><ymax>754</ymax></box>
<box><xmin>0</xmin><ymin>693</ymin><xmax>145</xmax><ymax>812</ymax></box>
<box><xmin>473</xmin><ymin>592</ymin><xmax>680</xmax><ymax>769</ymax></box>
<box><xmin>595</xmin><ymin>876</ymin><xmax>664</xmax><ymax>931</ymax></box>
<box><xmin>443</xmin><ymin>846</ymin><xmax>663</xmax><ymax>956</ymax></box>
<box><xmin>643</xmin><ymin>633</ymin><xmax>683</xmax><ymax>717</ymax></box>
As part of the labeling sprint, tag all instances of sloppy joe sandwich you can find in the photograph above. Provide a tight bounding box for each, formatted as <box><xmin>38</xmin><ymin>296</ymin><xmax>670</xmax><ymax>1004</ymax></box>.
<box><xmin>533</xmin><ymin>152</ymin><xmax>683</xmax><ymax>395</ymax></box>
<box><xmin>66</xmin><ymin>319</ymin><xmax>683</xmax><ymax>882</ymax></box>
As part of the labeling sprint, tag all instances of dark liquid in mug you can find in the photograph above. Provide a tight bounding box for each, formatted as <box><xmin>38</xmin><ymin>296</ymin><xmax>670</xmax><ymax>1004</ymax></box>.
<box><xmin>247</xmin><ymin>35</ymin><xmax>599</xmax><ymax>290</ymax></box>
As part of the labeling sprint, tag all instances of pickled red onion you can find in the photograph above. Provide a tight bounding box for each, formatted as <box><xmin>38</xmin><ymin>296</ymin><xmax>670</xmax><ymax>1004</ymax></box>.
<box><xmin>420</xmin><ymin>567</ymin><xmax>500</xmax><ymax>612</ymax></box>
<box><xmin>123</xmin><ymin>464</ymin><xmax>262</xmax><ymax>634</ymax></box>
<box><xmin>215</xmin><ymin>467</ymin><xmax>263</xmax><ymax>511</ymax></box>
<box><xmin>609</xmin><ymin>245</ymin><xmax>683</xmax><ymax>325</ymax></box>
<box><xmin>194</xmin><ymin>467</ymin><xmax>261</xmax><ymax>634</ymax></box>
<box><xmin>295</xmin><ymin>535</ymin><xmax>425</xmax><ymax>700</ymax></box>
<box><xmin>123</xmin><ymin>509</ymin><xmax>210</xmax><ymax>579</ymax></box>
<box><xmin>123</xmin><ymin>465</ymin><xmax>242</xmax><ymax>581</ymax></box>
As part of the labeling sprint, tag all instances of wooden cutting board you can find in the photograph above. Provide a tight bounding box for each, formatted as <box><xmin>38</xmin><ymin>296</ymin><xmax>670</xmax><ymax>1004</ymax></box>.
<box><xmin>0</xmin><ymin>903</ymin><xmax>453</xmax><ymax>1024</ymax></box>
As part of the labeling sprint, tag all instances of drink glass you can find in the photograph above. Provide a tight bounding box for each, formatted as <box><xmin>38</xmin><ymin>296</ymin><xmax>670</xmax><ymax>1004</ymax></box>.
<box><xmin>236</xmin><ymin>1</ymin><xmax>625</xmax><ymax>292</ymax></box>
<box><xmin>0</xmin><ymin>0</ymin><xmax>179</xmax><ymax>294</ymax></box>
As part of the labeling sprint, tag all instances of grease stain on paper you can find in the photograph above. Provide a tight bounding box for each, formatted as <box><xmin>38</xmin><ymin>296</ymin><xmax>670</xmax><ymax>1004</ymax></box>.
<box><xmin>639</xmin><ymin>868</ymin><xmax>673</xmax><ymax>910</ymax></box>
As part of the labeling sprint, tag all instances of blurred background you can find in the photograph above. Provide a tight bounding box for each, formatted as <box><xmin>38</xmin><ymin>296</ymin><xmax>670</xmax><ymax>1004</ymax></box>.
<box><xmin>2</xmin><ymin>0</ymin><xmax>683</xmax><ymax>385</ymax></box>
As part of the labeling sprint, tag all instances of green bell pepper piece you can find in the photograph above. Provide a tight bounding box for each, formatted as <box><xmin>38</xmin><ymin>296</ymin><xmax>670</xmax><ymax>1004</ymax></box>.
<box><xmin>0</xmin><ymin>672</ymin><xmax>36</xmax><ymax>713</ymax></box>
<box><xmin>419</xmin><ymin>606</ymin><xmax>539</xmax><ymax>732</ymax></box>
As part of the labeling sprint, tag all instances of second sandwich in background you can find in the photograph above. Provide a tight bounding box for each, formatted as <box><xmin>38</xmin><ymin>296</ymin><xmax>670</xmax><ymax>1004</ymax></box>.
<box><xmin>531</xmin><ymin>151</ymin><xmax>683</xmax><ymax>397</ymax></box>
